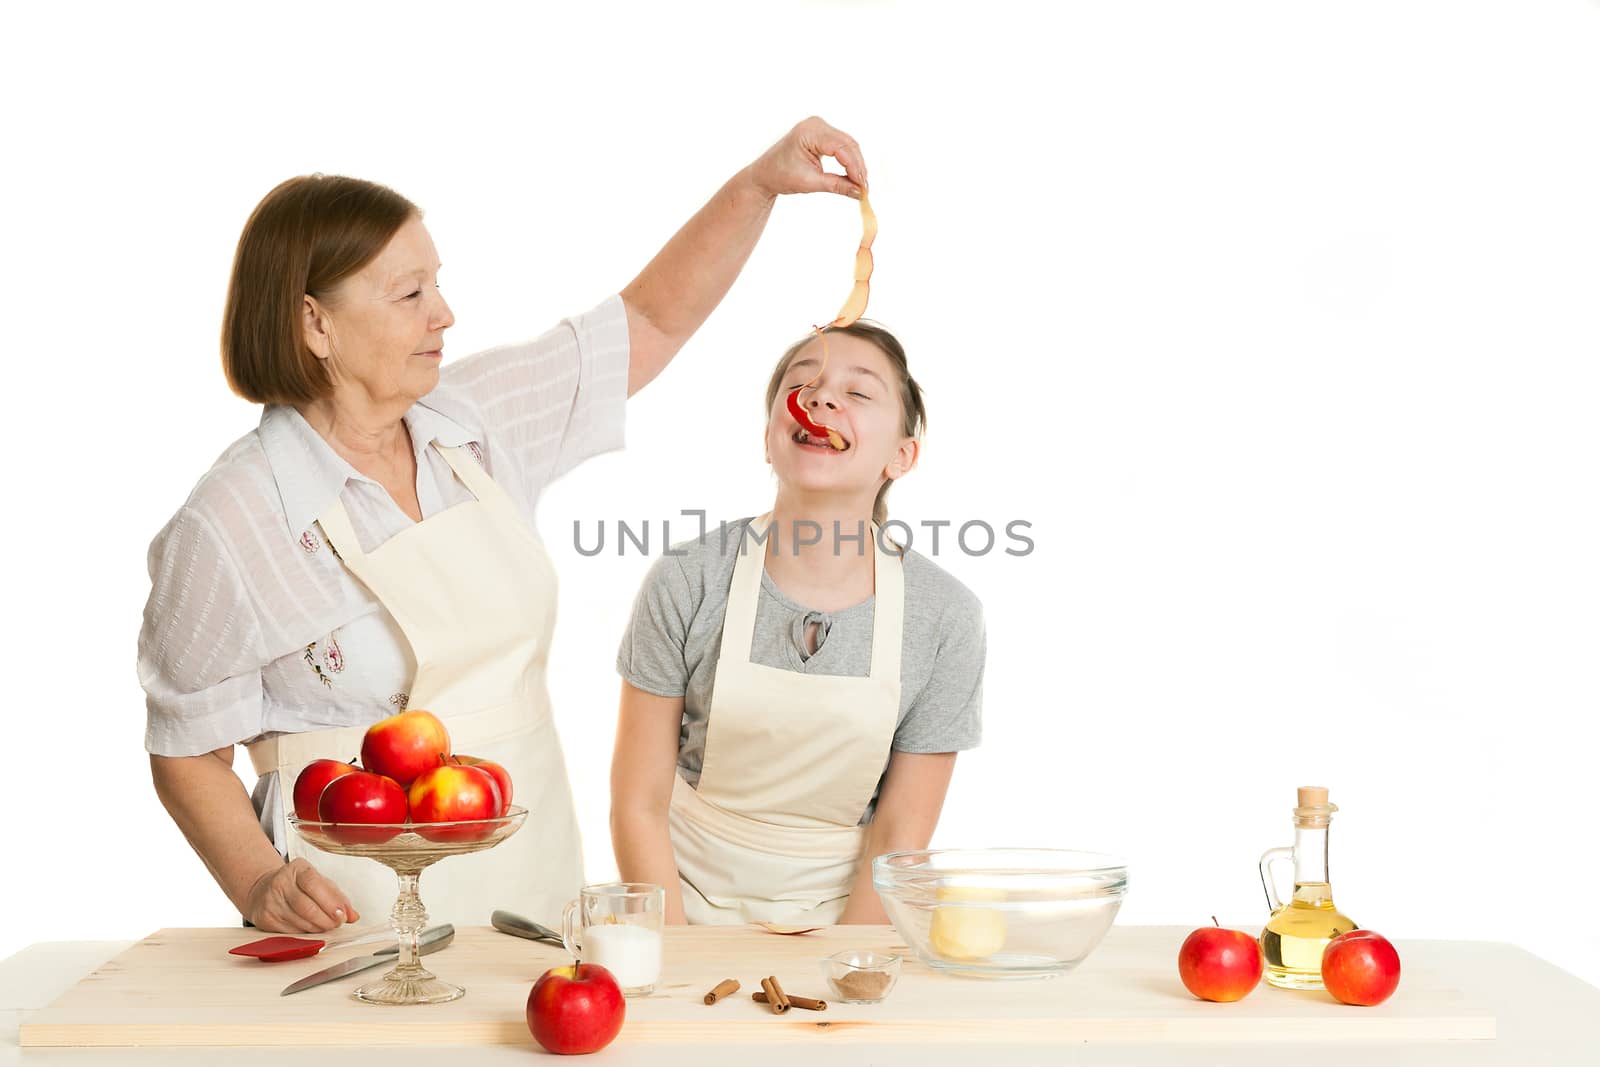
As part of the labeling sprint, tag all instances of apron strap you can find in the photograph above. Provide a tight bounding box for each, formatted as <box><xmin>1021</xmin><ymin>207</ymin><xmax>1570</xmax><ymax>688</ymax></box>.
<box><xmin>313</xmin><ymin>443</ymin><xmax>513</xmax><ymax>571</ymax></box>
<box><xmin>715</xmin><ymin>512</ymin><xmax>772</xmax><ymax>665</ymax></box>
<box><xmin>246</xmin><ymin>724</ymin><xmax>369</xmax><ymax>779</ymax></box>
<box><xmin>866</xmin><ymin>521</ymin><xmax>903</xmax><ymax>681</ymax></box>
<box><xmin>435</xmin><ymin>443</ymin><xmax>523</xmax><ymax>524</ymax></box>
<box><xmin>716</xmin><ymin>512</ymin><xmax>904</xmax><ymax>682</ymax></box>
<box><xmin>315</xmin><ymin>496</ymin><xmax>367</xmax><ymax>566</ymax></box>
<box><xmin>246</xmin><ymin>736</ymin><xmax>278</xmax><ymax>779</ymax></box>
<box><xmin>314</xmin><ymin>494</ymin><xmax>425</xmax><ymax>639</ymax></box>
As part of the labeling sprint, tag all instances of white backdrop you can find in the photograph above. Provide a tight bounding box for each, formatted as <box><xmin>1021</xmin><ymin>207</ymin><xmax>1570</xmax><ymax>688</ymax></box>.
<box><xmin>5</xmin><ymin>0</ymin><xmax>1597</xmax><ymax>990</ymax></box>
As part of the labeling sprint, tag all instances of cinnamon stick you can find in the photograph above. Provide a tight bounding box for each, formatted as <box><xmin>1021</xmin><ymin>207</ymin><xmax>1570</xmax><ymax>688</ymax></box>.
<box><xmin>754</xmin><ymin>991</ymin><xmax>827</xmax><ymax>1011</ymax></box>
<box><xmin>704</xmin><ymin>978</ymin><xmax>740</xmax><ymax>1005</ymax></box>
<box><xmin>760</xmin><ymin>975</ymin><xmax>790</xmax><ymax>1014</ymax></box>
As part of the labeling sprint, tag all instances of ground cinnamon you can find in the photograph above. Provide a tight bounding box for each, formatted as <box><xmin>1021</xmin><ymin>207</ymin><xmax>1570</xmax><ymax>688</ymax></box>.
<box><xmin>754</xmin><ymin>991</ymin><xmax>826</xmax><ymax>1011</ymax></box>
<box><xmin>760</xmin><ymin>975</ymin><xmax>790</xmax><ymax>1014</ymax></box>
<box><xmin>704</xmin><ymin>978</ymin><xmax>739</xmax><ymax>1005</ymax></box>
<box><xmin>830</xmin><ymin>969</ymin><xmax>892</xmax><ymax>1001</ymax></box>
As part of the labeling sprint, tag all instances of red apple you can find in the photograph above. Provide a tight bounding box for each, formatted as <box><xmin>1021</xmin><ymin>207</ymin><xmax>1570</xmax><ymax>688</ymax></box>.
<box><xmin>291</xmin><ymin>759</ymin><xmax>359</xmax><ymax>822</ymax></box>
<box><xmin>408</xmin><ymin>762</ymin><xmax>502</xmax><ymax>842</ymax></box>
<box><xmin>317</xmin><ymin>771</ymin><xmax>408</xmax><ymax>844</ymax></box>
<box><xmin>1178</xmin><ymin>922</ymin><xmax>1263</xmax><ymax>1002</ymax></box>
<box><xmin>452</xmin><ymin>754</ymin><xmax>513</xmax><ymax>816</ymax></box>
<box><xmin>1322</xmin><ymin>930</ymin><xmax>1401</xmax><ymax>1006</ymax></box>
<box><xmin>360</xmin><ymin>709</ymin><xmax>450</xmax><ymax>789</ymax></box>
<box><xmin>526</xmin><ymin>963</ymin><xmax>624</xmax><ymax>1055</ymax></box>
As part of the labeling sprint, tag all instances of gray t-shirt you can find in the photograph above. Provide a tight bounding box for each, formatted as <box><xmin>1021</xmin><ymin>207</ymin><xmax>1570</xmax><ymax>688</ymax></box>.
<box><xmin>616</xmin><ymin>517</ymin><xmax>984</xmax><ymax>824</ymax></box>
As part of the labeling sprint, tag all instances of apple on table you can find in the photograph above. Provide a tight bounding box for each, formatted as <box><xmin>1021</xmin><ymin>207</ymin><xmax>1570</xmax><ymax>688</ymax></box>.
<box><xmin>1177</xmin><ymin>919</ymin><xmax>1263</xmax><ymax>1002</ymax></box>
<box><xmin>527</xmin><ymin>963</ymin><xmax>625</xmax><ymax>1055</ymax></box>
<box><xmin>1322</xmin><ymin>930</ymin><xmax>1402</xmax><ymax>1006</ymax></box>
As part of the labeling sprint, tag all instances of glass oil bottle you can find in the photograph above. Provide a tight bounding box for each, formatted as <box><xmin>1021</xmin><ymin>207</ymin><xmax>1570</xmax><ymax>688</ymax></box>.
<box><xmin>1258</xmin><ymin>786</ymin><xmax>1357</xmax><ymax>990</ymax></box>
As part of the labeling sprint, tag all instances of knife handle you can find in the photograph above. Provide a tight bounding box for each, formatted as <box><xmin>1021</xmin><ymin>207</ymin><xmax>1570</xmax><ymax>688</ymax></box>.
<box><xmin>492</xmin><ymin>909</ymin><xmax>564</xmax><ymax>945</ymax></box>
<box><xmin>419</xmin><ymin>926</ymin><xmax>455</xmax><ymax>955</ymax></box>
<box><xmin>320</xmin><ymin>923</ymin><xmax>393</xmax><ymax>950</ymax></box>
<box><xmin>375</xmin><ymin>924</ymin><xmax>455</xmax><ymax>957</ymax></box>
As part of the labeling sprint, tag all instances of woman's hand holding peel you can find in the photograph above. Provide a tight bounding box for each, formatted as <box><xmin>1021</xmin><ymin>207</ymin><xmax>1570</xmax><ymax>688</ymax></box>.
<box><xmin>747</xmin><ymin>116</ymin><xmax>869</xmax><ymax>201</ymax></box>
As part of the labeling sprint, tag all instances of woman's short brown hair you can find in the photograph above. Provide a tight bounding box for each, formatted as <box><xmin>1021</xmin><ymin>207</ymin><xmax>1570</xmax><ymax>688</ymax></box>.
<box><xmin>221</xmin><ymin>174</ymin><xmax>419</xmax><ymax>406</ymax></box>
<box><xmin>764</xmin><ymin>320</ymin><xmax>927</xmax><ymax>529</ymax></box>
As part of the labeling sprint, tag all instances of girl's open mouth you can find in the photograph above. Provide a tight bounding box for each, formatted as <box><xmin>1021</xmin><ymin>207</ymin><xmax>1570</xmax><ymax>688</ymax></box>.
<box><xmin>792</xmin><ymin>428</ymin><xmax>850</xmax><ymax>452</ymax></box>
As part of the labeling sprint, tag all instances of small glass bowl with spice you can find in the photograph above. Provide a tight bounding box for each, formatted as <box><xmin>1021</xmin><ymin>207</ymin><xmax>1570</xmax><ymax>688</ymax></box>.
<box><xmin>823</xmin><ymin>949</ymin><xmax>901</xmax><ymax>1004</ymax></box>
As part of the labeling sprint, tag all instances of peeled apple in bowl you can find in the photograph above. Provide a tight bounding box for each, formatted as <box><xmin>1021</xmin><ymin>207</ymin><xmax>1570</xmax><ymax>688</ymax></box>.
<box><xmin>929</xmin><ymin>885</ymin><xmax>1008</xmax><ymax>960</ymax></box>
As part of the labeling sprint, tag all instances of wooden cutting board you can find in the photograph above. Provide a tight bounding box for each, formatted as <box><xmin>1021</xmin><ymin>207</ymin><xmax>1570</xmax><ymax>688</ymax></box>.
<box><xmin>19</xmin><ymin>925</ymin><xmax>1494</xmax><ymax>1047</ymax></box>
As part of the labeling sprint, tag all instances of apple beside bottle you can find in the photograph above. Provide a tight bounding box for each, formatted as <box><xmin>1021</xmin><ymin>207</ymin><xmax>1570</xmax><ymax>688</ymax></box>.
<box><xmin>1176</xmin><ymin>921</ymin><xmax>1401</xmax><ymax>1006</ymax></box>
<box><xmin>1321</xmin><ymin>930</ymin><xmax>1402</xmax><ymax>1006</ymax></box>
<box><xmin>1178</xmin><ymin>923</ymin><xmax>1263</xmax><ymax>1002</ymax></box>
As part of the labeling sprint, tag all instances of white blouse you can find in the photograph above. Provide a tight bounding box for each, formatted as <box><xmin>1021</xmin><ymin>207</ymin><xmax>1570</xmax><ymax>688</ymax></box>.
<box><xmin>138</xmin><ymin>294</ymin><xmax>630</xmax><ymax>772</ymax></box>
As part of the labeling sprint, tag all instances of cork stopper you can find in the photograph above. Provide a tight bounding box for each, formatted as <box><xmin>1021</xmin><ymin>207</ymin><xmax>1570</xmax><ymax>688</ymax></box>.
<box><xmin>1292</xmin><ymin>785</ymin><xmax>1337</xmax><ymax>829</ymax></box>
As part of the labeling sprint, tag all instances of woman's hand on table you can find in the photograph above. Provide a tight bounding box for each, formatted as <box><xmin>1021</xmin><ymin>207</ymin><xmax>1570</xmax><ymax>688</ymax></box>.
<box><xmin>243</xmin><ymin>858</ymin><xmax>360</xmax><ymax>933</ymax></box>
<box><xmin>746</xmin><ymin>115</ymin><xmax>869</xmax><ymax>201</ymax></box>
<box><xmin>151</xmin><ymin>749</ymin><xmax>357</xmax><ymax>930</ymax></box>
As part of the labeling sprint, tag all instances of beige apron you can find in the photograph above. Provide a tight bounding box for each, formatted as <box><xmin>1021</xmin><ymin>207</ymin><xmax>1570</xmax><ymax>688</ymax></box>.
<box><xmin>667</xmin><ymin>512</ymin><xmax>904</xmax><ymax>925</ymax></box>
<box><xmin>246</xmin><ymin>444</ymin><xmax>583</xmax><ymax>927</ymax></box>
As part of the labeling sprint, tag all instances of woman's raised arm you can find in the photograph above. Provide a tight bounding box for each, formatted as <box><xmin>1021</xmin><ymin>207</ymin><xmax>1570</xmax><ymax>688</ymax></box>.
<box><xmin>620</xmin><ymin>116</ymin><xmax>868</xmax><ymax>397</ymax></box>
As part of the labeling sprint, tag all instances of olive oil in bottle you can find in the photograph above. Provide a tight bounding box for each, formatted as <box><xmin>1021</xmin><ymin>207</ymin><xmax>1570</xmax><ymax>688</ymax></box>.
<box><xmin>1258</xmin><ymin>787</ymin><xmax>1357</xmax><ymax>990</ymax></box>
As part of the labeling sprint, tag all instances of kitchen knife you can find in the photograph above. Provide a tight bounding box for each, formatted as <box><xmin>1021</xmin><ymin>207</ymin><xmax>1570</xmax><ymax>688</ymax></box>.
<box><xmin>280</xmin><ymin>924</ymin><xmax>455</xmax><ymax>996</ymax></box>
<box><xmin>491</xmin><ymin>909</ymin><xmax>566</xmax><ymax>947</ymax></box>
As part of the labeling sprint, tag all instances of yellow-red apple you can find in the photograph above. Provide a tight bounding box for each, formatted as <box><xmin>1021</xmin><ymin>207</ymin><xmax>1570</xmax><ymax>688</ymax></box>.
<box><xmin>452</xmin><ymin>754</ymin><xmax>512</xmax><ymax>816</ymax></box>
<box><xmin>360</xmin><ymin>710</ymin><xmax>450</xmax><ymax>789</ymax></box>
<box><xmin>408</xmin><ymin>762</ymin><xmax>501</xmax><ymax>841</ymax></box>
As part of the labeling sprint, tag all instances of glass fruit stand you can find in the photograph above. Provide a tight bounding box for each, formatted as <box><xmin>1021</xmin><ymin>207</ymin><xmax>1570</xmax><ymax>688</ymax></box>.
<box><xmin>289</xmin><ymin>807</ymin><xmax>526</xmax><ymax>1005</ymax></box>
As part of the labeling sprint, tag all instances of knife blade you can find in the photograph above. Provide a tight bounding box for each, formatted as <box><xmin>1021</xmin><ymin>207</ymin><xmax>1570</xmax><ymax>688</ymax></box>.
<box><xmin>280</xmin><ymin>924</ymin><xmax>455</xmax><ymax>996</ymax></box>
<box><xmin>491</xmin><ymin>909</ymin><xmax>566</xmax><ymax>947</ymax></box>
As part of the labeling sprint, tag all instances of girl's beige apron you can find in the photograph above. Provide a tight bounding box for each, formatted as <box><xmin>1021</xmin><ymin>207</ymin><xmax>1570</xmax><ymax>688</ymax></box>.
<box><xmin>667</xmin><ymin>512</ymin><xmax>904</xmax><ymax>925</ymax></box>
<box><xmin>247</xmin><ymin>444</ymin><xmax>583</xmax><ymax>926</ymax></box>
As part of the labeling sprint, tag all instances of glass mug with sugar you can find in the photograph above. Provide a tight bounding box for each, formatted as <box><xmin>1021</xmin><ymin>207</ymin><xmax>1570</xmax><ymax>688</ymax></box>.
<box><xmin>561</xmin><ymin>882</ymin><xmax>665</xmax><ymax>996</ymax></box>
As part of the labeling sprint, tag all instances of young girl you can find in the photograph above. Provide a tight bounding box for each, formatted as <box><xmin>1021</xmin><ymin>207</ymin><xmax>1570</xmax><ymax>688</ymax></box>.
<box><xmin>610</xmin><ymin>321</ymin><xmax>985</xmax><ymax>924</ymax></box>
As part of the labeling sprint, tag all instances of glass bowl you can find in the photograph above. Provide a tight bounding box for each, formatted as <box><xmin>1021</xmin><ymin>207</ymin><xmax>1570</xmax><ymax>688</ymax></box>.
<box><xmin>872</xmin><ymin>848</ymin><xmax>1128</xmax><ymax>979</ymax></box>
<box><xmin>288</xmin><ymin>806</ymin><xmax>526</xmax><ymax>1004</ymax></box>
<box><xmin>822</xmin><ymin>949</ymin><xmax>901</xmax><ymax>1003</ymax></box>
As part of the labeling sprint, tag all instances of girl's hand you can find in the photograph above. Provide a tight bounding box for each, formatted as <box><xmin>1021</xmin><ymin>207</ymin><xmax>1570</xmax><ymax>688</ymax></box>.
<box><xmin>747</xmin><ymin>116</ymin><xmax>869</xmax><ymax>200</ymax></box>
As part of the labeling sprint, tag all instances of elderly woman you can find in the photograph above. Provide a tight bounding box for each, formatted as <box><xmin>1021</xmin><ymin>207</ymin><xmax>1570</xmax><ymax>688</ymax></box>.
<box><xmin>140</xmin><ymin>117</ymin><xmax>868</xmax><ymax>934</ymax></box>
